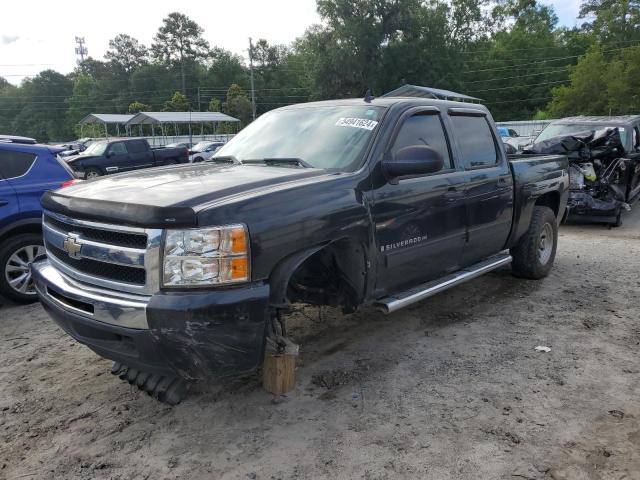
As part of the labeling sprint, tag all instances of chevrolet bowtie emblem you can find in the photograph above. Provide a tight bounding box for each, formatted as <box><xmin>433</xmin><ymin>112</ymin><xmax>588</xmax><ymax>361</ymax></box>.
<box><xmin>62</xmin><ymin>235</ymin><xmax>82</xmax><ymax>258</ymax></box>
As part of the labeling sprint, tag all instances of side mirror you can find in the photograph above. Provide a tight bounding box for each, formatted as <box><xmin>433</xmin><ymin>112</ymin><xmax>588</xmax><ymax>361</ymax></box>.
<box><xmin>106</xmin><ymin>151</ymin><xmax>114</xmax><ymax>158</ymax></box>
<box><xmin>383</xmin><ymin>145</ymin><xmax>444</xmax><ymax>179</ymax></box>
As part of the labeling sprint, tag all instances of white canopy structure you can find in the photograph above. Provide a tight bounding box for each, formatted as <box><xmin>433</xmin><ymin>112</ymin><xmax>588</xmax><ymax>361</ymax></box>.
<box><xmin>125</xmin><ymin>112</ymin><xmax>239</xmax><ymax>125</ymax></box>
<box><xmin>78</xmin><ymin>113</ymin><xmax>135</xmax><ymax>137</ymax></box>
<box><xmin>76</xmin><ymin>111</ymin><xmax>240</xmax><ymax>144</ymax></box>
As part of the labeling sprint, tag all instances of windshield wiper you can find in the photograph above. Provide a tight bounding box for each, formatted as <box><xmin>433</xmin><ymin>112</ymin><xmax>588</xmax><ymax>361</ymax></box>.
<box><xmin>208</xmin><ymin>155</ymin><xmax>241</xmax><ymax>164</ymax></box>
<box><xmin>244</xmin><ymin>157</ymin><xmax>313</xmax><ymax>168</ymax></box>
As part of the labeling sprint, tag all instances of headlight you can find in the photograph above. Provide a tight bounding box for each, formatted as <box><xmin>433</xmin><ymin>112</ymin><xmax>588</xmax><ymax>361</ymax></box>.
<box><xmin>162</xmin><ymin>225</ymin><xmax>249</xmax><ymax>287</ymax></box>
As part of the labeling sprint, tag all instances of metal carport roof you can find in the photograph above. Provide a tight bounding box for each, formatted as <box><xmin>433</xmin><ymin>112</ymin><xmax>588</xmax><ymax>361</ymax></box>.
<box><xmin>126</xmin><ymin>112</ymin><xmax>240</xmax><ymax>125</ymax></box>
<box><xmin>382</xmin><ymin>84</ymin><xmax>482</xmax><ymax>102</ymax></box>
<box><xmin>79</xmin><ymin>113</ymin><xmax>135</xmax><ymax>124</ymax></box>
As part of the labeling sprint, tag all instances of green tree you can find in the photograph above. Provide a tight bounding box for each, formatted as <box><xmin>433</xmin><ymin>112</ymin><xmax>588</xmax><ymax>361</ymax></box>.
<box><xmin>546</xmin><ymin>46</ymin><xmax>609</xmax><ymax>117</ymax></box>
<box><xmin>207</xmin><ymin>97</ymin><xmax>222</xmax><ymax>112</ymax></box>
<box><xmin>11</xmin><ymin>70</ymin><xmax>74</xmax><ymax>142</ymax></box>
<box><xmin>105</xmin><ymin>34</ymin><xmax>148</xmax><ymax>73</ymax></box>
<box><xmin>464</xmin><ymin>0</ymin><xmax>571</xmax><ymax>119</ymax></box>
<box><xmin>128</xmin><ymin>101</ymin><xmax>151</xmax><ymax>114</ymax></box>
<box><xmin>579</xmin><ymin>0</ymin><xmax>640</xmax><ymax>44</ymax></box>
<box><xmin>67</xmin><ymin>75</ymin><xmax>100</xmax><ymax>133</ymax></box>
<box><xmin>151</xmin><ymin>12</ymin><xmax>210</xmax><ymax>93</ymax></box>
<box><xmin>223</xmin><ymin>84</ymin><xmax>252</xmax><ymax>126</ymax></box>
<box><xmin>163</xmin><ymin>91</ymin><xmax>190</xmax><ymax>111</ymax></box>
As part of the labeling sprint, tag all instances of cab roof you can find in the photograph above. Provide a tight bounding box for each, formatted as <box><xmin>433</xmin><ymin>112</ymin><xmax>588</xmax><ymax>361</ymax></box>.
<box><xmin>280</xmin><ymin>97</ymin><xmax>489</xmax><ymax>112</ymax></box>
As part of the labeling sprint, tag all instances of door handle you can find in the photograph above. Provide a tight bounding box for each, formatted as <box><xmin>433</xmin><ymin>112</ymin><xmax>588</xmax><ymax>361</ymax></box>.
<box><xmin>0</xmin><ymin>200</ymin><xmax>8</xmax><ymax>207</ymax></box>
<box><xmin>445</xmin><ymin>187</ymin><xmax>461</xmax><ymax>202</ymax></box>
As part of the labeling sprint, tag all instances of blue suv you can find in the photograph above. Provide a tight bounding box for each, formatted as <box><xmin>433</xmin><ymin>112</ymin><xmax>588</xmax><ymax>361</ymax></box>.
<box><xmin>0</xmin><ymin>141</ymin><xmax>75</xmax><ymax>302</ymax></box>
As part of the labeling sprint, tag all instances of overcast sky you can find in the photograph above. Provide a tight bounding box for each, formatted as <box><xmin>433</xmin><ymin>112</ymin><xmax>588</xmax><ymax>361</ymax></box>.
<box><xmin>1</xmin><ymin>0</ymin><xmax>583</xmax><ymax>85</ymax></box>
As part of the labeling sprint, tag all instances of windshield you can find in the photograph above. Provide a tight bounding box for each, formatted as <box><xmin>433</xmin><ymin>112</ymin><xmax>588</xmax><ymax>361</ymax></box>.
<box><xmin>213</xmin><ymin>105</ymin><xmax>385</xmax><ymax>171</ymax></box>
<box><xmin>536</xmin><ymin>123</ymin><xmax>628</xmax><ymax>146</ymax></box>
<box><xmin>191</xmin><ymin>142</ymin><xmax>212</xmax><ymax>153</ymax></box>
<box><xmin>82</xmin><ymin>142</ymin><xmax>108</xmax><ymax>156</ymax></box>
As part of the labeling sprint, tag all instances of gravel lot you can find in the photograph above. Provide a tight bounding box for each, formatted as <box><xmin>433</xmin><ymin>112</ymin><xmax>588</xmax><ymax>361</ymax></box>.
<box><xmin>1</xmin><ymin>211</ymin><xmax>639</xmax><ymax>480</ymax></box>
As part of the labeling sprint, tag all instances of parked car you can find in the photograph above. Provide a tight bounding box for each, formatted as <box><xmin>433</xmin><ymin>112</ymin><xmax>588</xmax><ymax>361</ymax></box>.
<box><xmin>64</xmin><ymin>138</ymin><xmax>189</xmax><ymax>178</ymax></box>
<box><xmin>498</xmin><ymin>126</ymin><xmax>534</xmax><ymax>151</ymax></box>
<box><xmin>526</xmin><ymin>116</ymin><xmax>640</xmax><ymax>226</ymax></box>
<box><xmin>164</xmin><ymin>142</ymin><xmax>193</xmax><ymax>150</ymax></box>
<box><xmin>0</xmin><ymin>142</ymin><xmax>76</xmax><ymax>302</ymax></box>
<box><xmin>189</xmin><ymin>141</ymin><xmax>225</xmax><ymax>162</ymax></box>
<box><xmin>58</xmin><ymin>138</ymin><xmax>98</xmax><ymax>158</ymax></box>
<box><xmin>0</xmin><ymin>135</ymin><xmax>37</xmax><ymax>144</ymax></box>
<box><xmin>33</xmin><ymin>97</ymin><xmax>568</xmax><ymax>404</ymax></box>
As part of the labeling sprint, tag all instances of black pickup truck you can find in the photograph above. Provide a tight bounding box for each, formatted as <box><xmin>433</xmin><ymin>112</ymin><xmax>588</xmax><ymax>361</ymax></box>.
<box><xmin>33</xmin><ymin>97</ymin><xmax>569</xmax><ymax>403</ymax></box>
<box><xmin>65</xmin><ymin>138</ymin><xmax>189</xmax><ymax>179</ymax></box>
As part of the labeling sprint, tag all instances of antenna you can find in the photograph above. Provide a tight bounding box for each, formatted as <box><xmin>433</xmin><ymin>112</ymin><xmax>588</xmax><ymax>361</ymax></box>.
<box><xmin>364</xmin><ymin>88</ymin><xmax>374</xmax><ymax>103</ymax></box>
<box><xmin>75</xmin><ymin>36</ymin><xmax>88</xmax><ymax>65</ymax></box>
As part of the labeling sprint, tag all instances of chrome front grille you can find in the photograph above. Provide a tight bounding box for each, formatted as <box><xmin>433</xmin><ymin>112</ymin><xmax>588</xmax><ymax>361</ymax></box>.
<box><xmin>42</xmin><ymin>211</ymin><xmax>162</xmax><ymax>295</ymax></box>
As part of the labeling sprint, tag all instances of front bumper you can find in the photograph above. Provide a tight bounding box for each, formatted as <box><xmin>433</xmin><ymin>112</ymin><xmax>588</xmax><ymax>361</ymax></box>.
<box><xmin>33</xmin><ymin>259</ymin><xmax>270</xmax><ymax>380</ymax></box>
<box><xmin>566</xmin><ymin>191</ymin><xmax>621</xmax><ymax>219</ymax></box>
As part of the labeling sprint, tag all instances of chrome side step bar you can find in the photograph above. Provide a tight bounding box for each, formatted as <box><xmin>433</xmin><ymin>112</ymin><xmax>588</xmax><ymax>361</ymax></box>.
<box><xmin>374</xmin><ymin>254</ymin><xmax>512</xmax><ymax>314</ymax></box>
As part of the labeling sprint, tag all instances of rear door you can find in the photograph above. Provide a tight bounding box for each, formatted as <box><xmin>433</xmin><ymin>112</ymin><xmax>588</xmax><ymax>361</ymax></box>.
<box><xmin>448</xmin><ymin>110</ymin><xmax>514</xmax><ymax>266</ymax></box>
<box><xmin>371</xmin><ymin>108</ymin><xmax>467</xmax><ymax>293</ymax></box>
<box><xmin>0</xmin><ymin>149</ymin><xmax>33</xmax><ymax>226</ymax></box>
<box><xmin>126</xmin><ymin>140</ymin><xmax>155</xmax><ymax>168</ymax></box>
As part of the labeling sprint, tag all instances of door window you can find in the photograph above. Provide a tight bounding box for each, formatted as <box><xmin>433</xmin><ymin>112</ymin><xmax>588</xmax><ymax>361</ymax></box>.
<box><xmin>0</xmin><ymin>150</ymin><xmax>37</xmax><ymax>179</ymax></box>
<box><xmin>109</xmin><ymin>142</ymin><xmax>128</xmax><ymax>155</ymax></box>
<box><xmin>450</xmin><ymin>115</ymin><xmax>498</xmax><ymax>169</ymax></box>
<box><xmin>126</xmin><ymin>140</ymin><xmax>147</xmax><ymax>153</ymax></box>
<box><xmin>391</xmin><ymin>113</ymin><xmax>452</xmax><ymax>170</ymax></box>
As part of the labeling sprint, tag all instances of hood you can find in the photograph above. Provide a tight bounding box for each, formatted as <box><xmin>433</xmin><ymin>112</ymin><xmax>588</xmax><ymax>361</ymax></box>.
<box><xmin>64</xmin><ymin>153</ymin><xmax>97</xmax><ymax>163</ymax></box>
<box><xmin>42</xmin><ymin>162</ymin><xmax>328</xmax><ymax>228</ymax></box>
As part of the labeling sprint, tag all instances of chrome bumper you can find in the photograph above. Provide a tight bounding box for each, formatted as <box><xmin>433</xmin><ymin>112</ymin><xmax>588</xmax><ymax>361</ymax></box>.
<box><xmin>32</xmin><ymin>259</ymin><xmax>150</xmax><ymax>329</ymax></box>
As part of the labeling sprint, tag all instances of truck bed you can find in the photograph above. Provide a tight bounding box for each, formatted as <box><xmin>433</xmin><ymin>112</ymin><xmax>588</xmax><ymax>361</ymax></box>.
<box><xmin>507</xmin><ymin>154</ymin><xmax>569</xmax><ymax>247</ymax></box>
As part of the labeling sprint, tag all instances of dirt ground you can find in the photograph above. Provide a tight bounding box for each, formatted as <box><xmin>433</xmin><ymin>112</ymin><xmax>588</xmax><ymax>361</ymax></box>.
<box><xmin>1</xmin><ymin>211</ymin><xmax>640</xmax><ymax>480</ymax></box>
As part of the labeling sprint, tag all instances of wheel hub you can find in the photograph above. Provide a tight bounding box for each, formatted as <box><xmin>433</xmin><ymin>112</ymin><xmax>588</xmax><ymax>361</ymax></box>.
<box><xmin>5</xmin><ymin>245</ymin><xmax>45</xmax><ymax>296</ymax></box>
<box><xmin>538</xmin><ymin>223</ymin><xmax>553</xmax><ymax>265</ymax></box>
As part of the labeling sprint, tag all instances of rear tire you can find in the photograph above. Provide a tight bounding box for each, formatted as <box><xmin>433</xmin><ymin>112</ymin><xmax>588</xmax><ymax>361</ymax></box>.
<box><xmin>85</xmin><ymin>168</ymin><xmax>102</xmax><ymax>179</ymax></box>
<box><xmin>612</xmin><ymin>209</ymin><xmax>623</xmax><ymax>228</ymax></box>
<box><xmin>510</xmin><ymin>206</ymin><xmax>558</xmax><ymax>280</ymax></box>
<box><xmin>193</xmin><ymin>156</ymin><xmax>203</xmax><ymax>163</ymax></box>
<box><xmin>0</xmin><ymin>234</ymin><xmax>45</xmax><ymax>303</ymax></box>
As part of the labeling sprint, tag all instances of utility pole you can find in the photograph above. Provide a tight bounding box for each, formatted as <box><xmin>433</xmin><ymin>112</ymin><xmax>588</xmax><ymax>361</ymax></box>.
<box><xmin>197</xmin><ymin>87</ymin><xmax>201</xmax><ymax>111</ymax></box>
<box><xmin>249</xmin><ymin>37</ymin><xmax>256</xmax><ymax>121</ymax></box>
<box><xmin>74</xmin><ymin>37</ymin><xmax>87</xmax><ymax>65</ymax></box>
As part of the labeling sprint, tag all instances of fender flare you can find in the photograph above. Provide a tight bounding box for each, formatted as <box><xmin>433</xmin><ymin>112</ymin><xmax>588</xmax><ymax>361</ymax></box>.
<box><xmin>0</xmin><ymin>217</ymin><xmax>42</xmax><ymax>242</ymax></box>
<box><xmin>268</xmin><ymin>244</ymin><xmax>327</xmax><ymax>305</ymax></box>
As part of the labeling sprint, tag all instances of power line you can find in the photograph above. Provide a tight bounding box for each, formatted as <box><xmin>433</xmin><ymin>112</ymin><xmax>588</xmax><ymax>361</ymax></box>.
<box><xmin>461</xmin><ymin>45</ymin><xmax>638</xmax><ymax>74</ymax></box>
<box><xmin>462</xmin><ymin>66</ymin><xmax>571</xmax><ymax>85</ymax></box>
<box><xmin>468</xmin><ymin>79</ymin><xmax>570</xmax><ymax>93</ymax></box>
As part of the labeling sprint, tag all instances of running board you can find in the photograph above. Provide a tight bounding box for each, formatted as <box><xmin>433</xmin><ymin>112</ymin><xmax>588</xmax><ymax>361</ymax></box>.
<box><xmin>374</xmin><ymin>254</ymin><xmax>512</xmax><ymax>314</ymax></box>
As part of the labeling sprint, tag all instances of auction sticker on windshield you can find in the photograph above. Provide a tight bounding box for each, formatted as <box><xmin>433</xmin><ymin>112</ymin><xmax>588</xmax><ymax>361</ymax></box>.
<box><xmin>335</xmin><ymin>118</ymin><xmax>379</xmax><ymax>130</ymax></box>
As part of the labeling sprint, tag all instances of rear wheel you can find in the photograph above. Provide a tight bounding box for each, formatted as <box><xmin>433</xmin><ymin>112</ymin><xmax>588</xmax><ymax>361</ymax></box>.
<box><xmin>164</xmin><ymin>159</ymin><xmax>177</xmax><ymax>166</ymax></box>
<box><xmin>193</xmin><ymin>156</ymin><xmax>204</xmax><ymax>163</ymax></box>
<box><xmin>510</xmin><ymin>206</ymin><xmax>558</xmax><ymax>280</ymax></box>
<box><xmin>612</xmin><ymin>208</ymin><xmax>623</xmax><ymax>228</ymax></box>
<box><xmin>85</xmin><ymin>168</ymin><xmax>102</xmax><ymax>179</ymax></box>
<box><xmin>0</xmin><ymin>234</ymin><xmax>45</xmax><ymax>303</ymax></box>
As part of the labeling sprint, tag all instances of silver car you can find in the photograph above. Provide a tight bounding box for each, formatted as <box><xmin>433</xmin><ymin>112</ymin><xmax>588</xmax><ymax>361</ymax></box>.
<box><xmin>189</xmin><ymin>141</ymin><xmax>225</xmax><ymax>162</ymax></box>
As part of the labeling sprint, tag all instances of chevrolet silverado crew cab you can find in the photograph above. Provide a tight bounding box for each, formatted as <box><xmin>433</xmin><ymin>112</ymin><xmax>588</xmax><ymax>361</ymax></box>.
<box><xmin>65</xmin><ymin>138</ymin><xmax>189</xmax><ymax>179</ymax></box>
<box><xmin>33</xmin><ymin>97</ymin><xmax>569</xmax><ymax>404</ymax></box>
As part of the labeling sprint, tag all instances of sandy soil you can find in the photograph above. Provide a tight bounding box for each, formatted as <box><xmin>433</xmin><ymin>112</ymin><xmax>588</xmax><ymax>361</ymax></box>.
<box><xmin>1</xmin><ymin>211</ymin><xmax>639</xmax><ymax>480</ymax></box>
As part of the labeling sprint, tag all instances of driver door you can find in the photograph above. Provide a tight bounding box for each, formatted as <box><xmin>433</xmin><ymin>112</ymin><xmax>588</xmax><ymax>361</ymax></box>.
<box><xmin>105</xmin><ymin>141</ymin><xmax>131</xmax><ymax>173</ymax></box>
<box><xmin>370</xmin><ymin>109</ymin><xmax>467</xmax><ymax>294</ymax></box>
